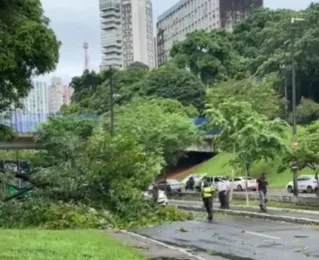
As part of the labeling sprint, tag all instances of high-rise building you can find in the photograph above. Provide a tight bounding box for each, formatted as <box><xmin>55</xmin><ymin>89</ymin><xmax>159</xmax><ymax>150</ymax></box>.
<box><xmin>23</xmin><ymin>81</ymin><xmax>48</xmax><ymax>115</ymax></box>
<box><xmin>62</xmin><ymin>86</ymin><xmax>74</xmax><ymax>106</ymax></box>
<box><xmin>99</xmin><ymin>0</ymin><xmax>154</xmax><ymax>70</ymax></box>
<box><xmin>48</xmin><ymin>77</ymin><xmax>64</xmax><ymax>114</ymax></box>
<box><xmin>156</xmin><ymin>0</ymin><xmax>263</xmax><ymax>67</ymax></box>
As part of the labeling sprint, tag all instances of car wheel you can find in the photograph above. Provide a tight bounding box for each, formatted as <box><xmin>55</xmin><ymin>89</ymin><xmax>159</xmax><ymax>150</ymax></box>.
<box><xmin>315</xmin><ymin>187</ymin><xmax>318</xmax><ymax>194</ymax></box>
<box><xmin>287</xmin><ymin>186</ymin><xmax>293</xmax><ymax>193</ymax></box>
<box><xmin>237</xmin><ymin>185</ymin><xmax>243</xmax><ymax>191</ymax></box>
<box><xmin>306</xmin><ymin>186</ymin><xmax>313</xmax><ymax>193</ymax></box>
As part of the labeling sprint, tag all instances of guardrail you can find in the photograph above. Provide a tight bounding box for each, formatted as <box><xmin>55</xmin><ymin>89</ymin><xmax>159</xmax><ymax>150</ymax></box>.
<box><xmin>168</xmin><ymin>191</ymin><xmax>319</xmax><ymax>206</ymax></box>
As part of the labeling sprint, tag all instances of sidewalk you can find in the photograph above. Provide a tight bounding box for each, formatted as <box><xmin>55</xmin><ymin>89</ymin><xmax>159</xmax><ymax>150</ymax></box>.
<box><xmin>170</xmin><ymin>199</ymin><xmax>319</xmax><ymax>225</ymax></box>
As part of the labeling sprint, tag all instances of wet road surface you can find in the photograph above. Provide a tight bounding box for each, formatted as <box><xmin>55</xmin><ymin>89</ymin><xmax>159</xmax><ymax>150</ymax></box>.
<box><xmin>136</xmin><ymin>215</ymin><xmax>319</xmax><ymax>260</ymax></box>
<box><xmin>169</xmin><ymin>199</ymin><xmax>319</xmax><ymax>221</ymax></box>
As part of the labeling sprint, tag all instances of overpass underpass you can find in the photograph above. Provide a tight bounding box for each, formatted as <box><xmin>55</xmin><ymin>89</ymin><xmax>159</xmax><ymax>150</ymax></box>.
<box><xmin>0</xmin><ymin>135</ymin><xmax>215</xmax><ymax>151</ymax></box>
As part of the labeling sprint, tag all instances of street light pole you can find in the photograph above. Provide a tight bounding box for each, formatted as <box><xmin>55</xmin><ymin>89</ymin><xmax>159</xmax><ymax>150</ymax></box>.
<box><xmin>290</xmin><ymin>17</ymin><xmax>305</xmax><ymax>197</ymax></box>
<box><xmin>291</xmin><ymin>31</ymin><xmax>297</xmax><ymax>136</ymax></box>
<box><xmin>109</xmin><ymin>65</ymin><xmax>114</xmax><ymax>136</ymax></box>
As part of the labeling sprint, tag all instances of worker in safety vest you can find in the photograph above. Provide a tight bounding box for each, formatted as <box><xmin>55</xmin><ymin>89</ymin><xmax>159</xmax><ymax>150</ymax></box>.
<box><xmin>202</xmin><ymin>181</ymin><xmax>215</xmax><ymax>221</ymax></box>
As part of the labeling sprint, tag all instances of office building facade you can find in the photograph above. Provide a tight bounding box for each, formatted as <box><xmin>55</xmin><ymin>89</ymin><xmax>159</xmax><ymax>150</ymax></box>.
<box><xmin>156</xmin><ymin>0</ymin><xmax>263</xmax><ymax>66</ymax></box>
<box><xmin>99</xmin><ymin>0</ymin><xmax>154</xmax><ymax>70</ymax></box>
<box><xmin>23</xmin><ymin>81</ymin><xmax>48</xmax><ymax>115</ymax></box>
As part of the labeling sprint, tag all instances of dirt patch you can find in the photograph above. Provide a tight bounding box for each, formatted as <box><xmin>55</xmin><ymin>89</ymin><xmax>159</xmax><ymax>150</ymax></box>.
<box><xmin>107</xmin><ymin>230</ymin><xmax>203</xmax><ymax>260</ymax></box>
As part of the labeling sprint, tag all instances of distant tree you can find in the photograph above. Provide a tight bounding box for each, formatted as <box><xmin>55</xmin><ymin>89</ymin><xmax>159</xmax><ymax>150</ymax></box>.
<box><xmin>127</xmin><ymin>61</ymin><xmax>149</xmax><ymax>71</ymax></box>
<box><xmin>234</xmin><ymin>4</ymin><xmax>319</xmax><ymax>103</ymax></box>
<box><xmin>134</xmin><ymin>63</ymin><xmax>206</xmax><ymax>112</ymax></box>
<box><xmin>206</xmin><ymin>101</ymin><xmax>289</xmax><ymax>204</ymax></box>
<box><xmin>290</xmin><ymin>97</ymin><xmax>319</xmax><ymax>125</ymax></box>
<box><xmin>70</xmin><ymin>70</ymin><xmax>102</xmax><ymax>102</ymax></box>
<box><xmin>170</xmin><ymin>29</ymin><xmax>245</xmax><ymax>85</ymax></box>
<box><xmin>37</xmin><ymin>116</ymin><xmax>96</xmax><ymax>166</ymax></box>
<box><xmin>104</xmin><ymin>98</ymin><xmax>199</xmax><ymax>166</ymax></box>
<box><xmin>206</xmin><ymin>74</ymin><xmax>282</xmax><ymax>119</ymax></box>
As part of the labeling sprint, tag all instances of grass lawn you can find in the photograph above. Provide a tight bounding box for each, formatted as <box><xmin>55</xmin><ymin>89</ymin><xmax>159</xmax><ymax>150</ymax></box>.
<box><xmin>190</xmin><ymin>152</ymin><xmax>313</xmax><ymax>188</ymax></box>
<box><xmin>0</xmin><ymin>229</ymin><xmax>145</xmax><ymax>260</ymax></box>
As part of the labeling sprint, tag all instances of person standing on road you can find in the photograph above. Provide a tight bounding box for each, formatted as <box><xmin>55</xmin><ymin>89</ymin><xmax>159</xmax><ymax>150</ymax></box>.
<box><xmin>218</xmin><ymin>179</ymin><xmax>227</xmax><ymax>209</ymax></box>
<box><xmin>224</xmin><ymin>177</ymin><xmax>231</xmax><ymax>209</ymax></box>
<box><xmin>189</xmin><ymin>176</ymin><xmax>195</xmax><ymax>191</ymax></box>
<box><xmin>202</xmin><ymin>181</ymin><xmax>214</xmax><ymax>221</ymax></box>
<box><xmin>257</xmin><ymin>173</ymin><xmax>268</xmax><ymax>213</ymax></box>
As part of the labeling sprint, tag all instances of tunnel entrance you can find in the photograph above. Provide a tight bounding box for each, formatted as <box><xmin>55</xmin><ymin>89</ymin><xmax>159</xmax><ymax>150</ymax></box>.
<box><xmin>159</xmin><ymin>151</ymin><xmax>215</xmax><ymax>181</ymax></box>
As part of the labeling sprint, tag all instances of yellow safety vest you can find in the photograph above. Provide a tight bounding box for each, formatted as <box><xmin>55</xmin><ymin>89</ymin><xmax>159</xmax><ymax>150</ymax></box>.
<box><xmin>202</xmin><ymin>187</ymin><xmax>214</xmax><ymax>198</ymax></box>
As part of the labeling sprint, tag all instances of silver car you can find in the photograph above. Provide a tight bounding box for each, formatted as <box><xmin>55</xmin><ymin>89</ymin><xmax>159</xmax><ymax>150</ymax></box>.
<box><xmin>157</xmin><ymin>179</ymin><xmax>183</xmax><ymax>192</ymax></box>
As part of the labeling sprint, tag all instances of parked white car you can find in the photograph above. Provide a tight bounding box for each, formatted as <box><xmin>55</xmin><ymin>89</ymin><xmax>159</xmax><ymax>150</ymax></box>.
<box><xmin>230</xmin><ymin>177</ymin><xmax>257</xmax><ymax>191</ymax></box>
<box><xmin>286</xmin><ymin>175</ymin><xmax>318</xmax><ymax>193</ymax></box>
<box><xmin>199</xmin><ymin>176</ymin><xmax>227</xmax><ymax>191</ymax></box>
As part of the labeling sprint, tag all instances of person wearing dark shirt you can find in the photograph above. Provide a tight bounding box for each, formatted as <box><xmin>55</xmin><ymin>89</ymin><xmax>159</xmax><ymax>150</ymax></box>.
<box><xmin>257</xmin><ymin>173</ymin><xmax>268</xmax><ymax>212</ymax></box>
<box><xmin>189</xmin><ymin>176</ymin><xmax>195</xmax><ymax>191</ymax></box>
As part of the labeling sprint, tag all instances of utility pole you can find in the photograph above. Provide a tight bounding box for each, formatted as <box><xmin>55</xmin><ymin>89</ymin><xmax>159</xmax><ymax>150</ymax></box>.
<box><xmin>109</xmin><ymin>65</ymin><xmax>114</xmax><ymax>136</ymax></box>
<box><xmin>291</xmin><ymin>17</ymin><xmax>305</xmax><ymax>136</ymax></box>
<box><xmin>284</xmin><ymin>75</ymin><xmax>288</xmax><ymax>121</ymax></box>
<box><xmin>291</xmin><ymin>17</ymin><xmax>305</xmax><ymax>197</ymax></box>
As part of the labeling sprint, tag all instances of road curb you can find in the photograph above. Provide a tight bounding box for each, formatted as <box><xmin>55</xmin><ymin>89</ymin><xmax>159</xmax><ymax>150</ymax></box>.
<box><xmin>175</xmin><ymin>204</ymin><xmax>319</xmax><ymax>226</ymax></box>
<box><xmin>169</xmin><ymin>199</ymin><xmax>319</xmax><ymax>216</ymax></box>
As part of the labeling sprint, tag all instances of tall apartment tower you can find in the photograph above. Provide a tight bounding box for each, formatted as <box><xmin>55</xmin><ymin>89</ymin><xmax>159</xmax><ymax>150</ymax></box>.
<box><xmin>62</xmin><ymin>86</ymin><xmax>74</xmax><ymax>106</ymax></box>
<box><xmin>156</xmin><ymin>0</ymin><xmax>263</xmax><ymax>67</ymax></box>
<box><xmin>48</xmin><ymin>77</ymin><xmax>64</xmax><ymax>114</ymax></box>
<box><xmin>99</xmin><ymin>0</ymin><xmax>154</xmax><ymax>70</ymax></box>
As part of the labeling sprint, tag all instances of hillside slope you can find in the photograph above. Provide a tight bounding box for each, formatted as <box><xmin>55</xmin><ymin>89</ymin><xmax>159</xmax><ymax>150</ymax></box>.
<box><xmin>190</xmin><ymin>152</ymin><xmax>313</xmax><ymax>188</ymax></box>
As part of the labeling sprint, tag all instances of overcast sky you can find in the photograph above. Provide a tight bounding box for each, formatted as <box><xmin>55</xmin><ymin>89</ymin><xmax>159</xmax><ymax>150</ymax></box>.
<box><xmin>39</xmin><ymin>0</ymin><xmax>318</xmax><ymax>85</ymax></box>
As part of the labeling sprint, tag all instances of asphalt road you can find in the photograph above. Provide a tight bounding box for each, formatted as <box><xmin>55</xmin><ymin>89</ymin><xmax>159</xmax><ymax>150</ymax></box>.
<box><xmin>136</xmin><ymin>215</ymin><xmax>319</xmax><ymax>260</ymax></box>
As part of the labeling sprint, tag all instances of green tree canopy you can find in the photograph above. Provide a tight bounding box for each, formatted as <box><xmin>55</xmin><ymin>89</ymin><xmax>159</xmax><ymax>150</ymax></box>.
<box><xmin>170</xmin><ymin>29</ymin><xmax>245</xmax><ymax>85</ymax></box>
<box><xmin>234</xmin><ymin>4</ymin><xmax>319</xmax><ymax>103</ymax></box>
<box><xmin>103</xmin><ymin>98</ymin><xmax>199</xmax><ymax>166</ymax></box>
<box><xmin>133</xmin><ymin>64</ymin><xmax>206</xmax><ymax>112</ymax></box>
<box><xmin>0</xmin><ymin>0</ymin><xmax>60</xmax><ymax>112</ymax></box>
<box><xmin>70</xmin><ymin>70</ymin><xmax>102</xmax><ymax>103</ymax></box>
<box><xmin>290</xmin><ymin>97</ymin><xmax>319</xmax><ymax>125</ymax></box>
<box><xmin>206</xmin><ymin>101</ymin><xmax>290</xmax><ymax>172</ymax></box>
<box><xmin>37</xmin><ymin>116</ymin><xmax>96</xmax><ymax>166</ymax></box>
<box><xmin>206</xmin><ymin>74</ymin><xmax>282</xmax><ymax>119</ymax></box>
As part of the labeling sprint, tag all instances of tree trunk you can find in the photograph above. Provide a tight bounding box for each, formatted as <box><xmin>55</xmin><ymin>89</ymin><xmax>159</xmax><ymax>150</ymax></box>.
<box><xmin>244</xmin><ymin>165</ymin><xmax>250</xmax><ymax>206</ymax></box>
<box><xmin>315</xmin><ymin>171</ymin><xmax>319</xmax><ymax>198</ymax></box>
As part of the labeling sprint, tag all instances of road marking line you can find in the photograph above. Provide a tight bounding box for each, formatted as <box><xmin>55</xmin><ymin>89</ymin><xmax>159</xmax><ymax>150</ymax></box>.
<box><xmin>121</xmin><ymin>230</ymin><xmax>207</xmax><ymax>260</ymax></box>
<box><xmin>245</xmin><ymin>231</ymin><xmax>281</xmax><ymax>240</ymax></box>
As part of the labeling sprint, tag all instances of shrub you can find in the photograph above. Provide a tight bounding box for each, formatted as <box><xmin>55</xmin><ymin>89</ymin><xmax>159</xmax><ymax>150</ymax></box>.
<box><xmin>0</xmin><ymin>199</ymin><xmax>116</xmax><ymax>229</ymax></box>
